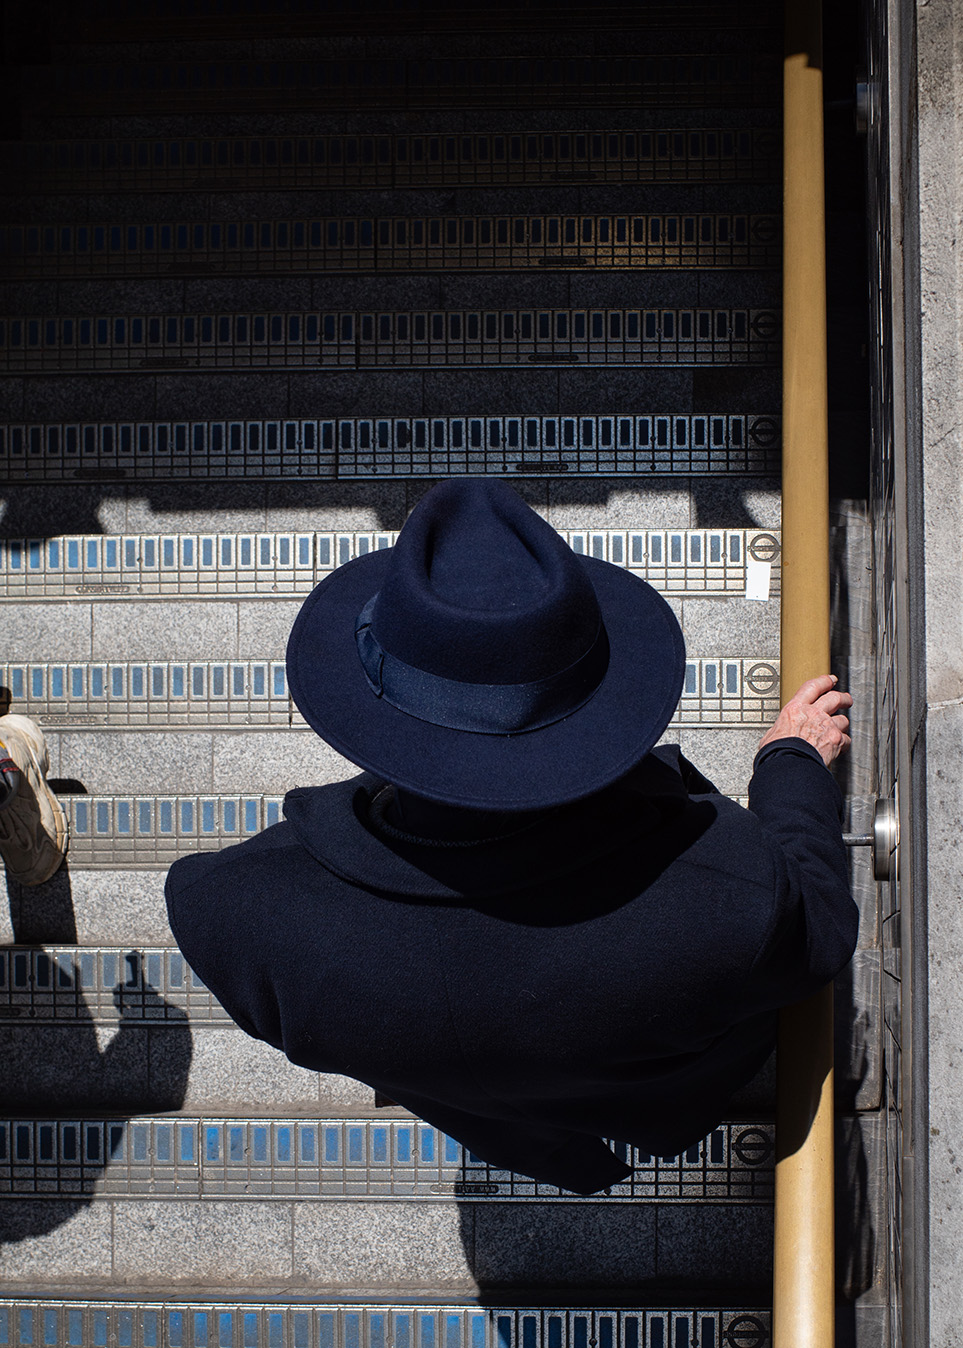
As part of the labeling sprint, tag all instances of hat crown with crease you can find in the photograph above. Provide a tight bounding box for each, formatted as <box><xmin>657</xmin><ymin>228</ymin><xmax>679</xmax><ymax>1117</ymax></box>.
<box><xmin>286</xmin><ymin>478</ymin><xmax>686</xmax><ymax>811</ymax></box>
<box><xmin>368</xmin><ymin>480</ymin><xmax>602</xmax><ymax>687</ymax></box>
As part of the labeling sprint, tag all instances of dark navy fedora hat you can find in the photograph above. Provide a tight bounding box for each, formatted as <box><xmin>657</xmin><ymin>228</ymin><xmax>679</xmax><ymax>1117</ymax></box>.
<box><xmin>287</xmin><ymin>480</ymin><xmax>686</xmax><ymax>810</ymax></box>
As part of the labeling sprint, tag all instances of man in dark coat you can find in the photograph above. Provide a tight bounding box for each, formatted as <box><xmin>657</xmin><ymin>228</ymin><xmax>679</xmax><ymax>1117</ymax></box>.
<box><xmin>165</xmin><ymin>479</ymin><xmax>857</xmax><ymax>1195</ymax></box>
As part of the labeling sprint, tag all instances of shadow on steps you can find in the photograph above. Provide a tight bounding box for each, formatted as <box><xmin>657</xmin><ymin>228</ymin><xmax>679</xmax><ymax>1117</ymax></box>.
<box><xmin>0</xmin><ymin>860</ymin><xmax>193</xmax><ymax>1246</ymax></box>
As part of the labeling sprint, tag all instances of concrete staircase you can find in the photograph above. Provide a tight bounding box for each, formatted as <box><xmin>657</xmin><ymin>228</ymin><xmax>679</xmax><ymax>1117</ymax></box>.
<box><xmin>0</xmin><ymin>1</ymin><xmax>883</xmax><ymax>1343</ymax></box>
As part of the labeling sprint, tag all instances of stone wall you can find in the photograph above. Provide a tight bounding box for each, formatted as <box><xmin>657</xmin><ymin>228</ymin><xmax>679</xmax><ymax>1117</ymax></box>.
<box><xmin>909</xmin><ymin>0</ymin><xmax>963</xmax><ymax>1341</ymax></box>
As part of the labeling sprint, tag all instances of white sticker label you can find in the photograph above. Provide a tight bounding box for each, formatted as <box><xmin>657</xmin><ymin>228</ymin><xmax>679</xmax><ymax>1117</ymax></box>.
<box><xmin>745</xmin><ymin>557</ymin><xmax>772</xmax><ymax>602</ymax></box>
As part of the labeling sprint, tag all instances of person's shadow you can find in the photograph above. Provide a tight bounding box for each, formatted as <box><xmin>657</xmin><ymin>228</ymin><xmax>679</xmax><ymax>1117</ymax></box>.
<box><xmin>1</xmin><ymin>861</ymin><xmax>193</xmax><ymax>1245</ymax></box>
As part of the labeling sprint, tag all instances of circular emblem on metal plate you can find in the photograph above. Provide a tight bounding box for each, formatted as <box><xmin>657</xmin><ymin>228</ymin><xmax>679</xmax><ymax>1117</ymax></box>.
<box><xmin>750</xmin><ymin>217</ymin><xmax>778</xmax><ymax>245</ymax></box>
<box><xmin>724</xmin><ymin>1316</ymin><xmax>769</xmax><ymax>1348</ymax></box>
<box><xmin>747</xmin><ymin>417</ymin><xmax>779</xmax><ymax>447</ymax></box>
<box><xmin>744</xmin><ymin>663</ymin><xmax>779</xmax><ymax>697</ymax></box>
<box><xmin>747</xmin><ymin>533</ymin><xmax>780</xmax><ymax>564</ymax></box>
<box><xmin>749</xmin><ymin>312</ymin><xmax>779</xmax><ymax>339</ymax></box>
<box><xmin>732</xmin><ymin>1128</ymin><xmax>773</xmax><ymax>1167</ymax></box>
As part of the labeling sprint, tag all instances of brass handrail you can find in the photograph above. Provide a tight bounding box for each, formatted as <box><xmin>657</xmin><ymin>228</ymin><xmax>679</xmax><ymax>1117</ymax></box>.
<box><xmin>773</xmin><ymin>1</ymin><xmax>835</xmax><ymax>1346</ymax></box>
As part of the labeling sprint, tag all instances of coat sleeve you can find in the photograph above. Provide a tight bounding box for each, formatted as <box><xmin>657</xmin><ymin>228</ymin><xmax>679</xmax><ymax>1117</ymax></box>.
<box><xmin>745</xmin><ymin>737</ymin><xmax>859</xmax><ymax>1001</ymax></box>
<box><xmin>164</xmin><ymin>846</ymin><xmax>284</xmax><ymax>1046</ymax></box>
<box><xmin>382</xmin><ymin>1091</ymin><xmax>632</xmax><ymax>1195</ymax></box>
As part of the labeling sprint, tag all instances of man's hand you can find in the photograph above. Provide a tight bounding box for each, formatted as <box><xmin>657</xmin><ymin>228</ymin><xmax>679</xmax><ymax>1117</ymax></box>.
<box><xmin>757</xmin><ymin>674</ymin><xmax>852</xmax><ymax>768</ymax></box>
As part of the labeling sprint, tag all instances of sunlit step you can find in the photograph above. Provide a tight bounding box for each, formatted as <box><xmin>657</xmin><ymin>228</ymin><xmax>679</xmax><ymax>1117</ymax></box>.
<box><xmin>5</xmin><ymin>657</ymin><xmax>779</xmax><ymax>728</ymax></box>
<box><xmin>0</xmin><ymin>528</ymin><xmax>780</xmax><ymax>599</ymax></box>
<box><xmin>0</xmin><ymin>1115</ymin><xmax>773</xmax><ymax>1203</ymax></box>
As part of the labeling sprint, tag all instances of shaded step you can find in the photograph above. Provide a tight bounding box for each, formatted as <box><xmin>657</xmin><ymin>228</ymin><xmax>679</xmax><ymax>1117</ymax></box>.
<box><xmin>0</xmin><ymin>527</ymin><xmax>782</xmax><ymax>599</ymax></box>
<box><xmin>0</xmin><ymin>1001</ymin><xmax>369</xmax><ymax>1113</ymax></box>
<box><xmin>5</xmin><ymin>266</ymin><xmax>780</xmax><ymax>308</ymax></box>
<box><xmin>49</xmin><ymin>0</ymin><xmax>778</xmax><ymax>38</ymax></box>
<box><xmin>17</xmin><ymin>55</ymin><xmax>781</xmax><ymax>119</ymax></box>
<box><xmin>51</xmin><ymin>15</ymin><xmax>781</xmax><ymax>55</ymax></box>
<box><xmin>0</xmin><ymin>1022</ymin><xmax>365</xmax><ymax>1116</ymax></box>
<box><xmin>0</xmin><ymin>368</ymin><xmax>780</xmax><ymax>448</ymax></box>
<box><xmin>0</xmin><ymin>478</ymin><xmax>783</xmax><ymax>558</ymax></box>
<box><xmin>1</xmin><ymin>185</ymin><xmax>780</xmax><ymax>236</ymax></box>
<box><xmin>0</xmin><ymin>213</ymin><xmax>781</xmax><ymax>280</ymax></box>
<box><xmin>2</xmin><ymin>128</ymin><xmax>781</xmax><ymax>195</ymax></box>
<box><xmin>0</xmin><ymin>414</ymin><xmax>782</xmax><ymax>482</ymax></box>
<box><xmin>0</xmin><ymin>307</ymin><xmax>780</xmax><ymax>374</ymax></box>
<box><xmin>0</xmin><ymin>1178</ymin><xmax>774</xmax><ymax>1286</ymax></box>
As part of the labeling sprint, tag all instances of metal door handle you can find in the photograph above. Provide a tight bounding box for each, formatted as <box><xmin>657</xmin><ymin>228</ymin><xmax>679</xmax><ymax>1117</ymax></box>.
<box><xmin>842</xmin><ymin>797</ymin><xmax>897</xmax><ymax>880</ymax></box>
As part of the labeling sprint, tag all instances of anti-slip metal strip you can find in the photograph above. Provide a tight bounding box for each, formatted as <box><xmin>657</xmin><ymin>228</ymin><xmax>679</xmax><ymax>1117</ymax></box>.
<box><xmin>0</xmin><ymin>527</ymin><xmax>781</xmax><ymax>598</ymax></box>
<box><xmin>6</xmin><ymin>658</ymin><xmax>779</xmax><ymax>729</ymax></box>
<box><xmin>63</xmin><ymin>796</ymin><xmax>284</xmax><ymax>868</ymax></box>
<box><xmin>34</xmin><ymin>54</ymin><xmax>779</xmax><ymax>114</ymax></box>
<box><xmin>1</xmin><ymin>214</ymin><xmax>779</xmax><ymax>278</ymax></box>
<box><xmin>0</xmin><ymin>1304</ymin><xmax>772</xmax><ymax>1348</ymax></box>
<box><xmin>3</xmin><ymin>661</ymin><xmax>292</xmax><ymax>728</ymax></box>
<box><xmin>4</xmin><ymin>129</ymin><xmax>780</xmax><ymax>192</ymax></box>
<box><xmin>61</xmin><ymin>795</ymin><xmax>749</xmax><ymax>868</ymax></box>
<box><xmin>0</xmin><ymin>1117</ymin><xmax>774</xmax><ymax>1202</ymax></box>
<box><xmin>0</xmin><ymin>947</ymin><xmax>226</xmax><ymax>1024</ymax></box>
<box><xmin>0</xmin><ymin>414</ymin><xmax>781</xmax><ymax>481</ymax></box>
<box><xmin>0</xmin><ymin>309</ymin><xmax>779</xmax><ymax>374</ymax></box>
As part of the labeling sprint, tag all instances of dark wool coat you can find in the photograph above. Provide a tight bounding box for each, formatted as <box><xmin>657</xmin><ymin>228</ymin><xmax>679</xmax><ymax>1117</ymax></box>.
<box><xmin>165</xmin><ymin>737</ymin><xmax>857</xmax><ymax>1194</ymax></box>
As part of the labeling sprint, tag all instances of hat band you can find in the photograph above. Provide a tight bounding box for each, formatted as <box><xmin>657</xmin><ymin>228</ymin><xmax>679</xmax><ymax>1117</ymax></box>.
<box><xmin>355</xmin><ymin>595</ymin><xmax>610</xmax><ymax>735</ymax></box>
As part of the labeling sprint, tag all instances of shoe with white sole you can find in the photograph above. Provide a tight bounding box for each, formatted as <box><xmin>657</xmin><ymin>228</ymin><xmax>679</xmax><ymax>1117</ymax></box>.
<box><xmin>0</xmin><ymin>714</ymin><xmax>68</xmax><ymax>886</ymax></box>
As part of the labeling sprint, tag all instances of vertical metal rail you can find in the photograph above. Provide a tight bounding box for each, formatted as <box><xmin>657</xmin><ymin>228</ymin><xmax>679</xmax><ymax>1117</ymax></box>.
<box><xmin>773</xmin><ymin>1</ymin><xmax>835</xmax><ymax>1346</ymax></box>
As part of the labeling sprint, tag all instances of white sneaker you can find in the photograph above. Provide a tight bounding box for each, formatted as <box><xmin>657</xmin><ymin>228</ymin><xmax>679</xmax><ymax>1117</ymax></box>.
<box><xmin>0</xmin><ymin>714</ymin><xmax>68</xmax><ymax>886</ymax></box>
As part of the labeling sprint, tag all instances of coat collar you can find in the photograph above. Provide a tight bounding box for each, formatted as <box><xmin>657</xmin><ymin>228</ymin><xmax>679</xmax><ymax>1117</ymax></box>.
<box><xmin>283</xmin><ymin>751</ymin><xmax>691</xmax><ymax>902</ymax></box>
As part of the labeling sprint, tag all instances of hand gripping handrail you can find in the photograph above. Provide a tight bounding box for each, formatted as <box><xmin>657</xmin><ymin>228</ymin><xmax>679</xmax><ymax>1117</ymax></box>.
<box><xmin>773</xmin><ymin>2</ymin><xmax>835</xmax><ymax>1346</ymax></box>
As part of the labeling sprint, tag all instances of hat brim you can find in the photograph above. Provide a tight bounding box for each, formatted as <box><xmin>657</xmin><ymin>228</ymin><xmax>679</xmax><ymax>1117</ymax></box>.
<box><xmin>287</xmin><ymin>550</ymin><xmax>686</xmax><ymax>811</ymax></box>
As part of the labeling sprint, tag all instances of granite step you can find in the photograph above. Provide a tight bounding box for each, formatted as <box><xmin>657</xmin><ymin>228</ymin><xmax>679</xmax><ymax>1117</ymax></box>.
<box><xmin>0</xmin><ymin>1116</ymin><xmax>878</xmax><ymax>1295</ymax></box>
<box><xmin>38</xmin><ymin>724</ymin><xmax>764</xmax><ymax>794</ymax></box>
<box><xmin>46</xmin><ymin>0</ymin><xmax>777</xmax><ymax>40</ymax></box>
<box><xmin>0</xmin><ymin>369</ymin><xmax>781</xmax><ymax>459</ymax></box>
<box><xmin>48</xmin><ymin>15</ymin><xmax>781</xmax><ymax>57</ymax></box>
<box><xmin>0</xmin><ymin>1158</ymin><xmax>776</xmax><ymax>1295</ymax></box>
<box><xmin>1</xmin><ymin>583</ymin><xmax>780</xmax><ymax>670</ymax></box>
<box><xmin>0</xmin><ymin>1026</ymin><xmax>362</xmax><ymax>1116</ymax></box>
<box><xmin>0</xmin><ymin>480</ymin><xmax>783</xmax><ymax>563</ymax></box>
<box><xmin>16</xmin><ymin>53</ymin><xmax>782</xmax><ymax>123</ymax></box>
<box><xmin>0</xmin><ymin>946</ymin><xmax>881</xmax><ymax>1114</ymax></box>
